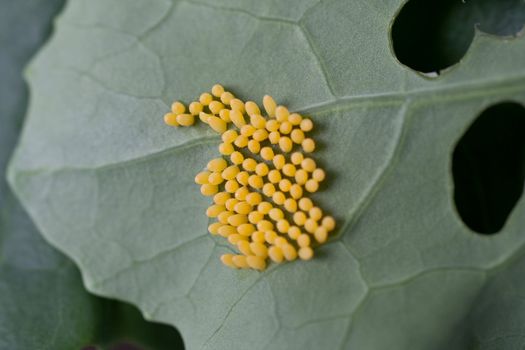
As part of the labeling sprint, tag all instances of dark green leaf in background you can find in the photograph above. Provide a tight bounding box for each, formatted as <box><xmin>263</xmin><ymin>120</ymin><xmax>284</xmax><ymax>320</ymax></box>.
<box><xmin>0</xmin><ymin>1</ymin><xmax>184</xmax><ymax>349</ymax></box>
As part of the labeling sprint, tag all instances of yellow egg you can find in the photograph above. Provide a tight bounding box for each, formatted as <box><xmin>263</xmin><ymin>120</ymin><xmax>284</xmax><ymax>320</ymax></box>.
<box><xmin>287</xmin><ymin>226</ymin><xmax>301</xmax><ymax>240</ymax></box>
<box><xmin>288</xmin><ymin>113</ymin><xmax>302</xmax><ymax>125</ymax></box>
<box><xmin>255</xmin><ymin>162</ymin><xmax>269</xmax><ymax>176</ymax></box>
<box><xmin>248</xmin><ymin>174</ymin><xmax>263</xmax><ymax>189</ymax></box>
<box><xmin>265</xmin><ymin>119</ymin><xmax>280</xmax><ymax>132</ymax></box>
<box><xmin>164</xmin><ymin>112</ymin><xmax>179</xmax><ymax>127</ymax></box>
<box><xmin>176</xmin><ymin>114</ymin><xmax>195</xmax><ymax>126</ymax></box>
<box><xmin>232</xmin><ymin>255</ymin><xmax>249</xmax><ymax>268</ymax></box>
<box><xmin>263</xmin><ymin>95</ymin><xmax>277</xmax><ymax>117</ymax></box>
<box><xmin>314</xmin><ymin>226</ymin><xmax>328</xmax><ymax>243</ymax></box>
<box><xmin>220</xmin><ymin>91</ymin><xmax>235</xmax><ymax>105</ymax></box>
<box><xmin>272</xmin><ymin>191</ymin><xmax>286</xmax><ymax>205</ymax></box>
<box><xmin>245</xmin><ymin>101</ymin><xmax>261</xmax><ymax>116</ymax></box>
<box><xmin>234</xmin><ymin>135</ymin><xmax>249</xmax><ymax>148</ymax></box>
<box><xmin>300</xmin><ymin>118</ymin><xmax>313</xmax><ymax>132</ymax></box>
<box><xmin>247</xmin><ymin>255</ymin><xmax>267</xmax><ymax>271</ymax></box>
<box><xmin>257</xmin><ymin>202</ymin><xmax>273</xmax><ymax>215</ymax></box>
<box><xmin>248</xmin><ymin>211</ymin><xmax>264</xmax><ymax>224</ymax></box>
<box><xmin>294</xmin><ymin>169</ymin><xmax>308</xmax><ymax>185</ymax></box>
<box><xmin>253</xmin><ymin>129</ymin><xmax>269</xmax><ymax>142</ymax></box>
<box><xmin>208</xmin><ymin>172</ymin><xmax>224</xmax><ymax>185</ymax></box>
<box><xmin>282</xmin><ymin>244</ymin><xmax>297</xmax><ymax>261</ymax></box>
<box><xmin>209</xmin><ymin>101</ymin><xmax>225</xmax><ymax>114</ymax></box>
<box><xmin>213</xmin><ymin>191</ymin><xmax>231</xmax><ymax>205</ymax></box>
<box><xmin>268</xmin><ymin>246</ymin><xmax>284</xmax><ymax>263</ymax></box>
<box><xmin>230</xmin><ymin>98</ymin><xmax>245</xmax><ymax>113</ymax></box>
<box><xmin>312</xmin><ymin>168</ymin><xmax>326</xmax><ymax>182</ymax></box>
<box><xmin>289</xmin><ymin>184</ymin><xmax>303</xmax><ymax>200</ymax></box>
<box><xmin>230</xmin><ymin>109</ymin><xmax>246</xmax><ymax>128</ymax></box>
<box><xmin>284</xmin><ymin>198</ymin><xmax>297</xmax><ymax>213</ymax></box>
<box><xmin>208</xmin><ymin>116</ymin><xmax>227</xmax><ymax>133</ymax></box>
<box><xmin>301</xmin><ymin>158</ymin><xmax>317</xmax><ymax>172</ymax></box>
<box><xmin>275</xmin><ymin>106</ymin><xmax>289</xmax><ymax>122</ymax></box>
<box><xmin>298</xmin><ymin>197</ymin><xmax>313</xmax><ymax>211</ymax></box>
<box><xmin>171</xmin><ymin>101</ymin><xmax>186</xmax><ymax>115</ymax></box>
<box><xmin>230</xmin><ymin>151</ymin><xmax>244</xmax><ymax>165</ymax></box>
<box><xmin>211</xmin><ymin>84</ymin><xmax>225</xmax><ymax>97</ymax></box>
<box><xmin>228</xmin><ymin>214</ymin><xmax>248</xmax><ymax>227</ymax></box>
<box><xmin>206</xmin><ymin>204</ymin><xmax>226</xmax><ymax>217</ymax></box>
<box><xmin>272</xmin><ymin>154</ymin><xmax>285</xmax><ymax>170</ymax></box>
<box><xmin>236</xmin><ymin>171</ymin><xmax>250</xmax><ymax>186</ymax></box>
<box><xmin>195</xmin><ymin>171</ymin><xmax>211</xmax><ymax>185</ymax></box>
<box><xmin>290</xmin><ymin>152</ymin><xmax>304</xmax><ymax>165</ymax></box>
<box><xmin>222</xmin><ymin>129</ymin><xmax>238</xmax><ymax>143</ymax></box>
<box><xmin>268</xmin><ymin>131</ymin><xmax>281</xmax><ymax>144</ymax></box>
<box><xmin>242</xmin><ymin>158</ymin><xmax>257</xmax><ymax>172</ymax></box>
<box><xmin>282</xmin><ymin>163</ymin><xmax>296</xmax><ymax>177</ymax></box>
<box><xmin>260</xmin><ymin>147</ymin><xmax>274</xmax><ymax>161</ymax></box>
<box><xmin>322</xmin><ymin>216</ymin><xmax>336</xmax><ymax>231</ymax></box>
<box><xmin>302</xmin><ymin>138</ymin><xmax>316</xmax><ymax>153</ymax></box>
<box><xmin>279</xmin><ymin>136</ymin><xmax>293</xmax><ymax>153</ymax></box>
<box><xmin>291</xmin><ymin>129</ymin><xmax>305</xmax><ymax>144</ymax></box>
<box><xmin>219</xmin><ymin>142</ymin><xmax>234</xmax><ymax>155</ymax></box>
<box><xmin>208</xmin><ymin>222</ymin><xmax>223</xmax><ymax>235</ymax></box>
<box><xmin>298</xmin><ymin>247</ymin><xmax>314</xmax><ymax>260</ymax></box>
<box><xmin>304</xmin><ymin>218</ymin><xmax>318</xmax><ymax>233</ymax></box>
<box><xmin>246</xmin><ymin>192</ymin><xmax>262</xmax><ymax>205</ymax></box>
<box><xmin>247</xmin><ymin>139</ymin><xmax>261</xmax><ymax>154</ymax></box>
<box><xmin>220</xmin><ymin>254</ymin><xmax>237</xmax><ymax>268</ymax></box>
<box><xmin>293</xmin><ymin>211</ymin><xmax>307</xmax><ymax>226</ymax></box>
<box><xmin>222</xmin><ymin>165</ymin><xmax>240</xmax><ymax>180</ymax></box>
<box><xmin>207</xmin><ymin>158</ymin><xmax>228</xmax><ymax>172</ymax></box>
<box><xmin>305</xmin><ymin>179</ymin><xmax>319</xmax><ymax>193</ymax></box>
<box><xmin>199</xmin><ymin>93</ymin><xmax>213</xmax><ymax>105</ymax></box>
<box><xmin>279</xmin><ymin>179</ymin><xmax>292</xmax><ymax>192</ymax></box>
<box><xmin>201</xmin><ymin>184</ymin><xmax>218</xmax><ymax>196</ymax></box>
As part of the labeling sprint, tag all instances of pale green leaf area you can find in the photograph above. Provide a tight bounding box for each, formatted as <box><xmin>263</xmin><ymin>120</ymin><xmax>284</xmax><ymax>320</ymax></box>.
<box><xmin>6</xmin><ymin>0</ymin><xmax>525</xmax><ymax>349</ymax></box>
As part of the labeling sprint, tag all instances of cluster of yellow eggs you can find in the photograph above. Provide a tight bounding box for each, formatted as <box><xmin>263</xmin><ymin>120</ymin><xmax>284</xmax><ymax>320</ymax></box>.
<box><xmin>164</xmin><ymin>85</ymin><xmax>335</xmax><ymax>270</ymax></box>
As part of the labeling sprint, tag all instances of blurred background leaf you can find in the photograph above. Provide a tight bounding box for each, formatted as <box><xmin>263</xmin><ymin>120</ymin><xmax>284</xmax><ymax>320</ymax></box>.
<box><xmin>0</xmin><ymin>1</ymin><xmax>184</xmax><ymax>349</ymax></box>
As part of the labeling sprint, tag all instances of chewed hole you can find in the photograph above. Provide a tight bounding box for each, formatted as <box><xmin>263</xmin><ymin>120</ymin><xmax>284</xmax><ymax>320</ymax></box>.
<box><xmin>452</xmin><ymin>102</ymin><xmax>525</xmax><ymax>234</ymax></box>
<box><xmin>391</xmin><ymin>0</ymin><xmax>525</xmax><ymax>75</ymax></box>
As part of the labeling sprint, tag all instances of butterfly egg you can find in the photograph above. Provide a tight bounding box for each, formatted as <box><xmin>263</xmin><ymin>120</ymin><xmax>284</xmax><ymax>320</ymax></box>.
<box><xmin>298</xmin><ymin>198</ymin><xmax>313</xmax><ymax>211</ymax></box>
<box><xmin>312</xmin><ymin>168</ymin><xmax>326</xmax><ymax>182</ymax></box>
<box><xmin>248</xmin><ymin>211</ymin><xmax>264</xmax><ymax>224</ymax></box>
<box><xmin>219</xmin><ymin>142</ymin><xmax>234</xmax><ymax>155</ymax></box>
<box><xmin>268</xmin><ymin>245</ymin><xmax>284</xmax><ymax>263</ymax></box>
<box><xmin>298</xmin><ymin>247</ymin><xmax>314</xmax><ymax>261</ymax></box>
<box><xmin>209</xmin><ymin>101</ymin><xmax>225</xmax><ymax>115</ymax></box>
<box><xmin>208</xmin><ymin>172</ymin><xmax>224</xmax><ymax>185</ymax></box>
<box><xmin>225</xmin><ymin>198</ymin><xmax>239</xmax><ymax>211</ymax></box>
<box><xmin>271</xmin><ymin>155</ymin><xmax>284</xmax><ymax>170</ymax></box>
<box><xmin>297</xmin><ymin>234</ymin><xmax>311</xmax><ymax>247</ymax></box>
<box><xmin>222</xmin><ymin>129</ymin><xmax>238</xmax><ymax>143</ymax></box>
<box><xmin>300</xmin><ymin>118</ymin><xmax>313</xmax><ymax>132</ymax></box>
<box><xmin>240</xmin><ymin>124</ymin><xmax>256</xmax><ymax>137</ymax></box>
<box><xmin>208</xmin><ymin>222</ymin><xmax>223</xmax><ymax>235</ymax></box>
<box><xmin>195</xmin><ymin>171</ymin><xmax>210</xmax><ymax>185</ymax></box>
<box><xmin>279</xmin><ymin>179</ymin><xmax>292</xmax><ymax>192</ymax></box>
<box><xmin>304</xmin><ymin>218</ymin><xmax>318</xmax><ymax>233</ymax></box>
<box><xmin>262</xmin><ymin>183</ymin><xmax>276</xmax><ymax>197</ymax></box>
<box><xmin>266</xmin><ymin>119</ymin><xmax>280</xmax><ymax>132</ymax></box>
<box><xmin>255</xmin><ymin>162</ymin><xmax>269</xmax><ymax>176</ymax></box>
<box><xmin>288</xmin><ymin>113</ymin><xmax>302</xmax><ymax>125</ymax></box>
<box><xmin>248</xmin><ymin>139</ymin><xmax>261</xmax><ymax>154</ymax></box>
<box><xmin>234</xmin><ymin>135</ymin><xmax>249</xmax><ymax>148</ymax></box>
<box><xmin>234</xmin><ymin>187</ymin><xmax>250</xmax><ymax>201</ymax></box>
<box><xmin>274</xmin><ymin>236</ymin><xmax>288</xmax><ymax>248</ymax></box>
<box><xmin>250</xmin><ymin>242</ymin><xmax>268</xmax><ymax>258</ymax></box>
<box><xmin>232</xmin><ymin>255</ymin><xmax>249</xmax><ymax>268</ymax></box>
<box><xmin>208</xmin><ymin>158</ymin><xmax>228</xmax><ymax>172</ymax></box>
<box><xmin>276</xmin><ymin>219</ymin><xmax>290</xmax><ymax>233</ymax></box>
<box><xmin>225</xmin><ymin>179</ymin><xmax>240</xmax><ymax>193</ymax></box>
<box><xmin>282</xmin><ymin>163</ymin><xmax>296</xmax><ymax>177</ymax></box>
<box><xmin>201</xmin><ymin>184</ymin><xmax>218</xmax><ymax>196</ymax></box>
<box><xmin>208</xmin><ymin>116</ymin><xmax>227</xmax><ymax>133</ymax></box>
<box><xmin>314</xmin><ymin>226</ymin><xmax>328</xmax><ymax>243</ymax></box>
<box><xmin>221</xmin><ymin>165</ymin><xmax>240</xmax><ymax>181</ymax></box>
<box><xmin>257</xmin><ymin>220</ymin><xmax>274</xmax><ymax>232</ymax></box>
<box><xmin>219</xmin><ymin>109</ymin><xmax>231</xmax><ymax>122</ymax></box>
<box><xmin>302</xmin><ymin>138</ymin><xmax>316</xmax><ymax>153</ymax></box>
<box><xmin>230</xmin><ymin>98</ymin><xmax>245</xmax><ymax>113</ymax></box>
<box><xmin>164</xmin><ymin>113</ymin><xmax>179</xmax><ymax>127</ymax></box>
<box><xmin>264</xmin><ymin>231</ymin><xmax>277</xmax><ymax>245</ymax></box>
<box><xmin>293</xmin><ymin>211</ymin><xmax>307</xmax><ymax>226</ymax></box>
<box><xmin>228</xmin><ymin>233</ymin><xmax>245</xmax><ymax>245</ymax></box>
<box><xmin>237</xmin><ymin>240</ymin><xmax>253</xmax><ymax>256</ymax></box>
<box><xmin>218</xmin><ymin>224</ymin><xmax>238</xmax><ymax>237</ymax></box>
<box><xmin>220</xmin><ymin>254</ymin><xmax>237</xmax><ymax>268</ymax></box>
<box><xmin>199</xmin><ymin>112</ymin><xmax>211</xmax><ymax>124</ymax></box>
<box><xmin>236</xmin><ymin>171</ymin><xmax>250</xmax><ymax>186</ymax></box>
<box><xmin>199</xmin><ymin>93</ymin><xmax>213</xmax><ymax>106</ymax></box>
<box><xmin>245</xmin><ymin>101</ymin><xmax>261</xmax><ymax>116</ymax></box>
<box><xmin>257</xmin><ymin>201</ymin><xmax>273</xmax><ymax>215</ymax></box>
<box><xmin>228</xmin><ymin>214</ymin><xmax>248</xmax><ymax>227</ymax></box>
<box><xmin>287</xmin><ymin>226</ymin><xmax>301</xmax><ymax>240</ymax></box>
<box><xmin>171</xmin><ymin>101</ymin><xmax>186</xmax><ymax>114</ymax></box>
<box><xmin>290</xmin><ymin>152</ymin><xmax>304</xmax><ymax>165</ymax></box>
<box><xmin>214</xmin><ymin>191</ymin><xmax>231</xmax><ymax>205</ymax></box>
<box><xmin>220</xmin><ymin>91</ymin><xmax>235</xmax><ymax>105</ymax></box>
<box><xmin>230</xmin><ymin>109</ymin><xmax>246</xmax><ymax>128</ymax></box>
<box><xmin>189</xmin><ymin>101</ymin><xmax>203</xmax><ymax>115</ymax></box>
<box><xmin>251</xmin><ymin>231</ymin><xmax>266</xmax><ymax>243</ymax></box>
<box><xmin>253</xmin><ymin>129</ymin><xmax>269</xmax><ymax>142</ymax></box>
<box><xmin>176</xmin><ymin>114</ymin><xmax>195</xmax><ymax>126</ymax></box>
<box><xmin>301</xmin><ymin>158</ymin><xmax>317</xmax><ymax>172</ymax></box>
<box><xmin>218</xmin><ymin>210</ymin><xmax>234</xmax><ymax>224</ymax></box>
<box><xmin>305</xmin><ymin>179</ymin><xmax>319</xmax><ymax>193</ymax></box>
<box><xmin>248</xmin><ymin>174</ymin><xmax>264</xmax><ymax>189</ymax></box>
<box><xmin>272</xmin><ymin>191</ymin><xmax>286</xmax><ymax>205</ymax></box>
<box><xmin>284</xmin><ymin>198</ymin><xmax>298</xmax><ymax>213</ymax></box>
<box><xmin>206</xmin><ymin>204</ymin><xmax>226</xmax><ymax>217</ymax></box>
<box><xmin>291</xmin><ymin>129</ymin><xmax>305</xmax><ymax>144</ymax></box>
<box><xmin>268</xmin><ymin>131</ymin><xmax>280</xmax><ymax>144</ymax></box>
<box><xmin>282</xmin><ymin>244</ymin><xmax>298</xmax><ymax>261</ymax></box>
<box><xmin>275</xmin><ymin>106</ymin><xmax>290</xmax><ymax>122</ymax></box>
<box><xmin>294</xmin><ymin>169</ymin><xmax>309</xmax><ymax>185</ymax></box>
<box><xmin>211</xmin><ymin>84</ymin><xmax>225</xmax><ymax>97</ymax></box>
<box><xmin>260</xmin><ymin>147</ymin><xmax>274</xmax><ymax>161</ymax></box>
<box><xmin>246</xmin><ymin>192</ymin><xmax>262</xmax><ymax>206</ymax></box>
<box><xmin>322</xmin><ymin>216</ymin><xmax>336</xmax><ymax>231</ymax></box>
<box><xmin>279</xmin><ymin>136</ymin><xmax>293</xmax><ymax>153</ymax></box>
<box><xmin>247</xmin><ymin>255</ymin><xmax>267</xmax><ymax>271</ymax></box>
<box><xmin>289</xmin><ymin>184</ymin><xmax>303</xmax><ymax>200</ymax></box>
<box><xmin>250</xmin><ymin>114</ymin><xmax>266</xmax><ymax>129</ymax></box>
<box><xmin>230</xmin><ymin>151</ymin><xmax>244</xmax><ymax>165</ymax></box>
<box><xmin>279</xmin><ymin>121</ymin><xmax>293</xmax><ymax>134</ymax></box>
<box><xmin>309</xmin><ymin>207</ymin><xmax>323</xmax><ymax>221</ymax></box>
<box><xmin>263</xmin><ymin>95</ymin><xmax>277</xmax><ymax>117</ymax></box>
<box><xmin>269</xmin><ymin>208</ymin><xmax>284</xmax><ymax>221</ymax></box>
<box><xmin>234</xmin><ymin>201</ymin><xmax>252</xmax><ymax>215</ymax></box>
<box><xmin>242</xmin><ymin>158</ymin><xmax>257</xmax><ymax>172</ymax></box>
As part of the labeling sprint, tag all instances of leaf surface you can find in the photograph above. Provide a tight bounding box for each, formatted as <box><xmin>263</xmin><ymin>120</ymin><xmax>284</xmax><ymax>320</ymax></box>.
<box><xmin>7</xmin><ymin>0</ymin><xmax>525</xmax><ymax>349</ymax></box>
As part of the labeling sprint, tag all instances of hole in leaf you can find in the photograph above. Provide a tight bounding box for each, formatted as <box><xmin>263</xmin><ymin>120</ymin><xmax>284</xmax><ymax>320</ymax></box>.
<box><xmin>391</xmin><ymin>0</ymin><xmax>525</xmax><ymax>75</ymax></box>
<box><xmin>452</xmin><ymin>102</ymin><xmax>525</xmax><ymax>234</ymax></box>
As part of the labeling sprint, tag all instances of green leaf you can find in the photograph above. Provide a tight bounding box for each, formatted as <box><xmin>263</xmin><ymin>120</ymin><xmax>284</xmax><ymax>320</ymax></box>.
<box><xmin>0</xmin><ymin>1</ymin><xmax>183</xmax><ymax>349</ymax></box>
<box><xmin>7</xmin><ymin>0</ymin><xmax>525</xmax><ymax>349</ymax></box>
